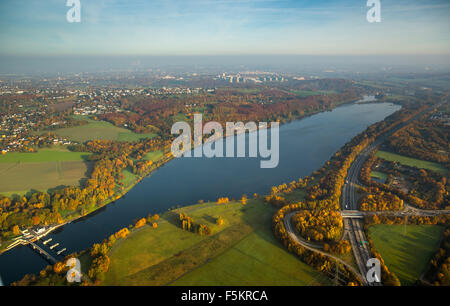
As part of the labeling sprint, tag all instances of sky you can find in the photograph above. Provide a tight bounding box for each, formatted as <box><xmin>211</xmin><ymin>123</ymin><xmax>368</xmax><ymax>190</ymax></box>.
<box><xmin>0</xmin><ymin>0</ymin><xmax>449</xmax><ymax>56</ymax></box>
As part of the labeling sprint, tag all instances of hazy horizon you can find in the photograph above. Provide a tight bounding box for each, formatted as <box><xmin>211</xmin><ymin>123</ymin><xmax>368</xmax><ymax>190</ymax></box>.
<box><xmin>0</xmin><ymin>0</ymin><xmax>449</xmax><ymax>57</ymax></box>
<box><xmin>1</xmin><ymin>54</ymin><xmax>450</xmax><ymax>75</ymax></box>
<box><xmin>1</xmin><ymin>0</ymin><xmax>449</xmax><ymax>75</ymax></box>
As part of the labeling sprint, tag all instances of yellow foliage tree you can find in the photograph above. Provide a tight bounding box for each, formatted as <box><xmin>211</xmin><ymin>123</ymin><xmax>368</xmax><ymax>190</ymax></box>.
<box><xmin>134</xmin><ymin>218</ymin><xmax>147</xmax><ymax>229</ymax></box>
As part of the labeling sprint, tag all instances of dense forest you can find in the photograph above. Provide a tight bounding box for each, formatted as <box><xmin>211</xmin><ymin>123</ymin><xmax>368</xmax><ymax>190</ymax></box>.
<box><xmin>385</xmin><ymin>118</ymin><xmax>449</xmax><ymax>166</ymax></box>
<box><xmin>359</xmin><ymin>190</ymin><xmax>404</xmax><ymax>211</ymax></box>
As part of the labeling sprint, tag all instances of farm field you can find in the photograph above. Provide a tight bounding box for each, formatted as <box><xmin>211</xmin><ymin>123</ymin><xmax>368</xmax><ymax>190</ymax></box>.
<box><xmin>0</xmin><ymin>147</ymin><xmax>92</xmax><ymax>196</ymax></box>
<box><xmin>368</xmin><ymin>225</ymin><xmax>445</xmax><ymax>285</ymax></box>
<box><xmin>376</xmin><ymin>150</ymin><xmax>447</xmax><ymax>175</ymax></box>
<box><xmin>0</xmin><ymin>147</ymin><xmax>90</xmax><ymax>163</ymax></box>
<box><xmin>50</xmin><ymin>118</ymin><xmax>156</xmax><ymax>142</ymax></box>
<box><xmin>102</xmin><ymin>200</ymin><xmax>331</xmax><ymax>286</ymax></box>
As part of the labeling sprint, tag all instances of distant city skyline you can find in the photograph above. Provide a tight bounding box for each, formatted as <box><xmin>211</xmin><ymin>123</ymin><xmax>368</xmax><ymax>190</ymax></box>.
<box><xmin>0</xmin><ymin>0</ymin><xmax>449</xmax><ymax>56</ymax></box>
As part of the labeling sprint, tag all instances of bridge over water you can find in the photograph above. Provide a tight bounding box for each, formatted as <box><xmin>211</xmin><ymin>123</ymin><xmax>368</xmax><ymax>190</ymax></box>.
<box><xmin>28</xmin><ymin>241</ymin><xmax>57</xmax><ymax>264</ymax></box>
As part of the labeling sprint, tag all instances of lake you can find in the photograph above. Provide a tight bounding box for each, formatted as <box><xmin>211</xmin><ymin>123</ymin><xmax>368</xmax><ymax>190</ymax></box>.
<box><xmin>0</xmin><ymin>100</ymin><xmax>401</xmax><ymax>285</ymax></box>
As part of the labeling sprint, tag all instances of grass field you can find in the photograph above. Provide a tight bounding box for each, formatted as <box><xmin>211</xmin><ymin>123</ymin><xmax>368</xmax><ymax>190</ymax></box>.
<box><xmin>171</xmin><ymin>229</ymin><xmax>330</xmax><ymax>286</ymax></box>
<box><xmin>371</xmin><ymin>171</ymin><xmax>388</xmax><ymax>181</ymax></box>
<box><xmin>0</xmin><ymin>147</ymin><xmax>92</xmax><ymax>196</ymax></box>
<box><xmin>119</xmin><ymin>168</ymin><xmax>138</xmax><ymax>187</ymax></box>
<box><xmin>172</xmin><ymin>113</ymin><xmax>189</xmax><ymax>123</ymax></box>
<box><xmin>116</xmin><ymin>150</ymin><xmax>164</xmax><ymax>190</ymax></box>
<box><xmin>220</xmin><ymin>88</ymin><xmax>262</xmax><ymax>94</ymax></box>
<box><xmin>292</xmin><ymin>90</ymin><xmax>335</xmax><ymax>97</ymax></box>
<box><xmin>143</xmin><ymin>150</ymin><xmax>163</xmax><ymax>162</ymax></box>
<box><xmin>102</xmin><ymin>200</ymin><xmax>331</xmax><ymax>286</ymax></box>
<box><xmin>376</xmin><ymin>150</ymin><xmax>447</xmax><ymax>175</ymax></box>
<box><xmin>284</xmin><ymin>189</ymin><xmax>307</xmax><ymax>204</ymax></box>
<box><xmin>51</xmin><ymin>118</ymin><xmax>156</xmax><ymax>142</ymax></box>
<box><xmin>0</xmin><ymin>147</ymin><xmax>90</xmax><ymax>163</ymax></box>
<box><xmin>368</xmin><ymin>225</ymin><xmax>445</xmax><ymax>285</ymax></box>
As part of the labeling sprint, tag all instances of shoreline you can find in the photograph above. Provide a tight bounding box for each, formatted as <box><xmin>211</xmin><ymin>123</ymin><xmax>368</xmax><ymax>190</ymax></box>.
<box><xmin>1</xmin><ymin>98</ymin><xmax>405</xmax><ymax>286</ymax></box>
<box><xmin>0</xmin><ymin>95</ymin><xmax>372</xmax><ymax>256</ymax></box>
<box><xmin>0</xmin><ymin>152</ymin><xmax>174</xmax><ymax>256</ymax></box>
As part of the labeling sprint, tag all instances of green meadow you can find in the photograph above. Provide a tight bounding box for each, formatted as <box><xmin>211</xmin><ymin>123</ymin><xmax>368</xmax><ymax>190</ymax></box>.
<box><xmin>0</xmin><ymin>147</ymin><xmax>91</xmax><ymax>196</ymax></box>
<box><xmin>116</xmin><ymin>150</ymin><xmax>164</xmax><ymax>189</ymax></box>
<box><xmin>371</xmin><ymin>171</ymin><xmax>388</xmax><ymax>181</ymax></box>
<box><xmin>51</xmin><ymin>118</ymin><xmax>156</xmax><ymax>142</ymax></box>
<box><xmin>376</xmin><ymin>150</ymin><xmax>447</xmax><ymax>175</ymax></box>
<box><xmin>0</xmin><ymin>147</ymin><xmax>90</xmax><ymax>163</ymax></box>
<box><xmin>292</xmin><ymin>90</ymin><xmax>336</xmax><ymax>98</ymax></box>
<box><xmin>143</xmin><ymin>150</ymin><xmax>163</xmax><ymax>162</ymax></box>
<box><xmin>368</xmin><ymin>225</ymin><xmax>444</xmax><ymax>285</ymax></box>
<box><xmin>103</xmin><ymin>200</ymin><xmax>331</xmax><ymax>286</ymax></box>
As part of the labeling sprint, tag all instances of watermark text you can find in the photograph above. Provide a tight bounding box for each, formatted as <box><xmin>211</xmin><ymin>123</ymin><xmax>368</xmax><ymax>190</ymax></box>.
<box><xmin>171</xmin><ymin>114</ymin><xmax>279</xmax><ymax>169</ymax></box>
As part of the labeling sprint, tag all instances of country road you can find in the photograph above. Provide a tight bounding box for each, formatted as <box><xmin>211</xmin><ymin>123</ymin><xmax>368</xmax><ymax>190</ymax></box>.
<box><xmin>283</xmin><ymin>212</ymin><xmax>366</xmax><ymax>285</ymax></box>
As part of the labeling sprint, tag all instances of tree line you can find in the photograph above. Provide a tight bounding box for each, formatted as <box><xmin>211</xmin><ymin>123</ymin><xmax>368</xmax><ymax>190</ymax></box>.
<box><xmin>0</xmin><ymin>138</ymin><xmax>171</xmax><ymax>242</ymax></box>
<box><xmin>360</xmin><ymin>153</ymin><xmax>448</xmax><ymax>210</ymax></box>
<box><xmin>269</xmin><ymin>101</ymin><xmax>433</xmax><ymax>284</ymax></box>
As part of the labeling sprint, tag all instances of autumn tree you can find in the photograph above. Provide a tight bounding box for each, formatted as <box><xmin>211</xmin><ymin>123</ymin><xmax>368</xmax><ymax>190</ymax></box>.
<box><xmin>216</xmin><ymin>216</ymin><xmax>224</xmax><ymax>226</ymax></box>
<box><xmin>134</xmin><ymin>218</ymin><xmax>147</xmax><ymax>229</ymax></box>
<box><xmin>12</xmin><ymin>225</ymin><xmax>20</xmax><ymax>236</ymax></box>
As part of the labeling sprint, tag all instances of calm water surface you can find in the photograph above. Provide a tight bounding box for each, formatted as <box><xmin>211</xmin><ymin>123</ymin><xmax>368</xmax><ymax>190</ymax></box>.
<box><xmin>0</xmin><ymin>101</ymin><xmax>400</xmax><ymax>284</ymax></box>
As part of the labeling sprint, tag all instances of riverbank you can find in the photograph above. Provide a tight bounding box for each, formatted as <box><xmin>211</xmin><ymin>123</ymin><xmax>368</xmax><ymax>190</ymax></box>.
<box><xmin>0</xmin><ymin>100</ymin><xmax>401</xmax><ymax>285</ymax></box>
<box><xmin>32</xmin><ymin>199</ymin><xmax>332</xmax><ymax>286</ymax></box>
<box><xmin>4</xmin><ymin>222</ymin><xmax>67</xmax><ymax>252</ymax></box>
<box><xmin>0</xmin><ymin>96</ymin><xmax>362</xmax><ymax>255</ymax></box>
<box><xmin>0</xmin><ymin>150</ymin><xmax>174</xmax><ymax>256</ymax></box>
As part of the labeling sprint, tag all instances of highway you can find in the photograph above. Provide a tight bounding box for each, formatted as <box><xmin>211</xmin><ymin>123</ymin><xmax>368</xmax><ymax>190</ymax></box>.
<box><xmin>341</xmin><ymin>138</ymin><xmax>381</xmax><ymax>285</ymax></box>
<box><xmin>283</xmin><ymin>102</ymin><xmax>448</xmax><ymax>286</ymax></box>
<box><xmin>341</xmin><ymin>102</ymin><xmax>447</xmax><ymax>286</ymax></box>
<box><xmin>342</xmin><ymin>204</ymin><xmax>450</xmax><ymax>219</ymax></box>
<box><xmin>284</xmin><ymin>212</ymin><xmax>366</xmax><ymax>285</ymax></box>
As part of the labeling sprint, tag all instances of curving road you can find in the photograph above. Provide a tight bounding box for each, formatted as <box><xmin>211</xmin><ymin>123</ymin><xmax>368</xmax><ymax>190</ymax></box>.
<box><xmin>284</xmin><ymin>101</ymin><xmax>448</xmax><ymax>286</ymax></box>
<box><xmin>341</xmin><ymin>102</ymin><xmax>448</xmax><ymax>286</ymax></box>
<box><xmin>284</xmin><ymin>212</ymin><xmax>366</xmax><ymax>285</ymax></box>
